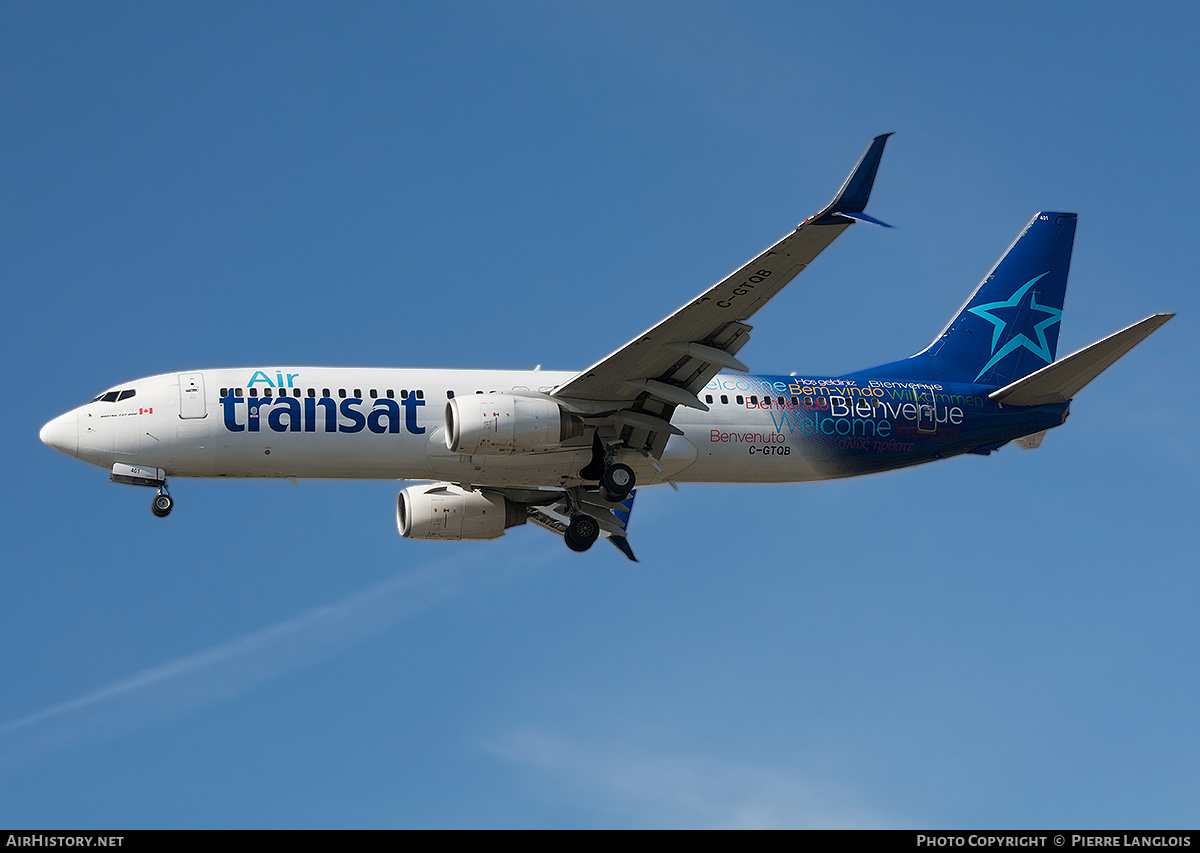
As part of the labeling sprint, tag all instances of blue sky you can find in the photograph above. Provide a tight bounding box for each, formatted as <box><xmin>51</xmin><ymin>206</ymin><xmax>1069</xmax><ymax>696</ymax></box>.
<box><xmin>2</xmin><ymin>1</ymin><xmax>1197</xmax><ymax>828</ymax></box>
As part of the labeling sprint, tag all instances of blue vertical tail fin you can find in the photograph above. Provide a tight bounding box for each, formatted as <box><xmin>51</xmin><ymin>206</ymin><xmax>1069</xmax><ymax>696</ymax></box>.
<box><xmin>848</xmin><ymin>213</ymin><xmax>1077</xmax><ymax>386</ymax></box>
<box><xmin>920</xmin><ymin>212</ymin><xmax>1077</xmax><ymax>385</ymax></box>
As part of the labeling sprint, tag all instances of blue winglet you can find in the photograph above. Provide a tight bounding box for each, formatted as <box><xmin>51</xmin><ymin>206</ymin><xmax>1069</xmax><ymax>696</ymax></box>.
<box><xmin>835</xmin><ymin>211</ymin><xmax>893</xmax><ymax>228</ymax></box>
<box><xmin>609</xmin><ymin>536</ymin><xmax>638</xmax><ymax>562</ymax></box>
<box><xmin>608</xmin><ymin>490</ymin><xmax>638</xmax><ymax>561</ymax></box>
<box><xmin>810</xmin><ymin>133</ymin><xmax>892</xmax><ymax>225</ymax></box>
<box><xmin>829</xmin><ymin>132</ymin><xmax>892</xmax><ymax>213</ymax></box>
<box><xmin>611</xmin><ymin>490</ymin><xmax>636</xmax><ymax>532</ymax></box>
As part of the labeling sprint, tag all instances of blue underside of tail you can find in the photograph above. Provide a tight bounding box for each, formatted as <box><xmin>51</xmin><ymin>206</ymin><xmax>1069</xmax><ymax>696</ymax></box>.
<box><xmin>846</xmin><ymin>212</ymin><xmax>1077</xmax><ymax>387</ymax></box>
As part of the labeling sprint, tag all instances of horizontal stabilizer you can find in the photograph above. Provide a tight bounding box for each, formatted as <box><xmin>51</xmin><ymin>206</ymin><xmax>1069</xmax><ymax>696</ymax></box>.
<box><xmin>990</xmin><ymin>314</ymin><xmax>1173</xmax><ymax>407</ymax></box>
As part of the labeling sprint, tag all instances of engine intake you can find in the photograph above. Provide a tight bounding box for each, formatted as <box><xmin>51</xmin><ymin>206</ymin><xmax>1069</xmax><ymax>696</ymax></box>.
<box><xmin>445</xmin><ymin>394</ymin><xmax>584</xmax><ymax>455</ymax></box>
<box><xmin>397</xmin><ymin>483</ymin><xmax>526</xmax><ymax>540</ymax></box>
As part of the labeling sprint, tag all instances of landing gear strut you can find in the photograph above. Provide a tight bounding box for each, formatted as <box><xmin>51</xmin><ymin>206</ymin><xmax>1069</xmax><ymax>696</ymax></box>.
<box><xmin>565</xmin><ymin>513</ymin><xmax>600</xmax><ymax>552</ymax></box>
<box><xmin>600</xmin><ymin>463</ymin><xmax>635</xmax><ymax>503</ymax></box>
<box><xmin>580</xmin><ymin>430</ymin><xmax>638</xmax><ymax>503</ymax></box>
<box><xmin>151</xmin><ymin>486</ymin><xmax>173</xmax><ymax>518</ymax></box>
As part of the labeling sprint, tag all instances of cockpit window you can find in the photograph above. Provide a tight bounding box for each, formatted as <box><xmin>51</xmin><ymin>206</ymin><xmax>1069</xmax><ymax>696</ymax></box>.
<box><xmin>93</xmin><ymin>388</ymin><xmax>137</xmax><ymax>403</ymax></box>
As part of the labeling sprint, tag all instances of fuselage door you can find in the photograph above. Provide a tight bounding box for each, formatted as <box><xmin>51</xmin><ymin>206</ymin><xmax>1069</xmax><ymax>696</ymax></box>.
<box><xmin>915</xmin><ymin>388</ymin><xmax>936</xmax><ymax>434</ymax></box>
<box><xmin>179</xmin><ymin>373</ymin><xmax>207</xmax><ymax>419</ymax></box>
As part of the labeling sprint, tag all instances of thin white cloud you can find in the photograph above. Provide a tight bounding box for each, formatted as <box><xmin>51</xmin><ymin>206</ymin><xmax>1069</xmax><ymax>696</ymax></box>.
<box><xmin>0</xmin><ymin>552</ymin><xmax>536</xmax><ymax>769</ymax></box>
<box><xmin>491</xmin><ymin>729</ymin><xmax>903</xmax><ymax>829</ymax></box>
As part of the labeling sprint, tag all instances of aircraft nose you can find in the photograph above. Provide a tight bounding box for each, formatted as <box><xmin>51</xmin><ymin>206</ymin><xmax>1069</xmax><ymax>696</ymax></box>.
<box><xmin>40</xmin><ymin>410</ymin><xmax>79</xmax><ymax>457</ymax></box>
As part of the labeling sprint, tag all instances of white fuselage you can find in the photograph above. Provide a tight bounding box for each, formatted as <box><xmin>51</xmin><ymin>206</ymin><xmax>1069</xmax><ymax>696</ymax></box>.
<box><xmin>46</xmin><ymin>367</ymin><xmax>828</xmax><ymax>489</ymax></box>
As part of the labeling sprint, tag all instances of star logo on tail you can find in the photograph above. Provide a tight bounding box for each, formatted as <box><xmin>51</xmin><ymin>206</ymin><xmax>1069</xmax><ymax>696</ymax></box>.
<box><xmin>969</xmin><ymin>272</ymin><xmax>1062</xmax><ymax>381</ymax></box>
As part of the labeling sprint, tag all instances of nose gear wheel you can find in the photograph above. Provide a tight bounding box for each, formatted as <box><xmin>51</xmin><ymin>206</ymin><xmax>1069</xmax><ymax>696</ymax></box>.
<box><xmin>151</xmin><ymin>486</ymin><xmax>173</xmax><ymax>517</ymax></box>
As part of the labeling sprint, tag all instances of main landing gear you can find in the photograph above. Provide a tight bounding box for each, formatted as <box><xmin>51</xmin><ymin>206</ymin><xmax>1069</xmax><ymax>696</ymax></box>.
<box><xmin>151</xmin><ymin>485</ymin><xmax>173</xmax><ymax>518</ymax></box>
<box><xmin>562</xmin><ymin>463</ymin><xmax>633</xmax><ymax>553</ymax></box>
<box><xmin>564</xmin><ymin>433</ymin><xmax>637</xmax><ymax>552</ymax></box>
<box><xmin>580</xmin><ymin>434</ymin><xmax>637</xmax><ymax>503</ymax></box>
<box><xmin>600</xmin><ymin>463</ymin><xmax>635</xmax><ymax>503</ymax></box>
<box><xmin>565</xmin><ymin>513</ymin><xmax>600</xmax><ymax>552</ymax></box>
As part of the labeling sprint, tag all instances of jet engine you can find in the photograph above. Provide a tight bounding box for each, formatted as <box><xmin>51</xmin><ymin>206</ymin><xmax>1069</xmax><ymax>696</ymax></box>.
<box><xmin>397</xmin><ymin>483</ymin><xmax>526</xmax><ymax>540</ymax></box>
<box><xmin>445</xmin><ymin>394</ymin><xmax>584</xmax><ymax>454</ymax></box>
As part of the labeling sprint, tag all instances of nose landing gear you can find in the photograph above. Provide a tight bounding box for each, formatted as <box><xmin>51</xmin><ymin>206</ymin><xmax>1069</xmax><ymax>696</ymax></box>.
<box><xmin>109</xmin><ymin>464</ymin><xmax>174</xmax><ymax>517</ymax></box>
<box><xmin>151</xmin><ymin>487</ymin><xmax>173</xmax><ymax>518</ymax></box>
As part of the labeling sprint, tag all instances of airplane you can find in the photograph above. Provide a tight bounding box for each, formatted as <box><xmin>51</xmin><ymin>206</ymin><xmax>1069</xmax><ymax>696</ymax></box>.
<box><xmin>40</xmin><ymin>134</ymin><xmax>1173</xmax><ymax>560</ymax></box>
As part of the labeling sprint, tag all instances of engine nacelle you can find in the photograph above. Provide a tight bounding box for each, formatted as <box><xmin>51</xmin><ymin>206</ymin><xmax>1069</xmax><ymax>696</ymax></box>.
<box><xmin>445</xmin><ymin>394</ymin><xmax>584</xmax><ymax>455</ymax></box>
<box><xmin>397</xmin><ymin>483</ymin><xmax>526</xmax><ymax>540</ymax></box>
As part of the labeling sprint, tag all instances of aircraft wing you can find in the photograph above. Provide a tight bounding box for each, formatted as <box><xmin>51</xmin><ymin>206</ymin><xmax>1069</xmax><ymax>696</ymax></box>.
<box><xmin>551</xmin><ymin>133</ymin><xmax>892</xmax><ymax>458</ymax></box>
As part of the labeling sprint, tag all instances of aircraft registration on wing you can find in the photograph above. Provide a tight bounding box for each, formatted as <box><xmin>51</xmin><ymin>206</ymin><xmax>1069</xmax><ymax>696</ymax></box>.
<box><xmin>40</xmin><ymin>135</ymin><xmax>1172</xmax><ymax>560</ymax></box>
